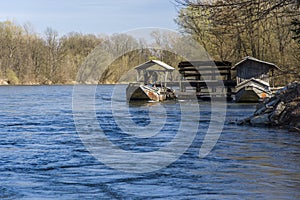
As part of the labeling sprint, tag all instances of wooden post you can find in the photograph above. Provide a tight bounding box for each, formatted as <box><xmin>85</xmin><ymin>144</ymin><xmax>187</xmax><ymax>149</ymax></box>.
<box><xmin>212</xmin><ymin>66</ymin><xmax>216</xmax><ymax>97</ymax></box>
<box><xmin>136</xmin><ymin>70</ymin><xmax>140</xmax><ymax>82</ymax></box>
<box><xmin>143</xmin><ymin>70</ymin><xmax>148</xmax><ymax>84</ymax></box>
<box><xmin>271</xmin><ymin>69</ymin><xmax>274</xmax><ymax>88</ymax></box>
<box><xmin>164</xmin><ymin>71</ymin><xmax>168</xmax><ymax>87</ymax></box>
<box><xmin>227</xmin><ymin>67</ymin><xmax>232</xmax><ymax>100</ymax></box>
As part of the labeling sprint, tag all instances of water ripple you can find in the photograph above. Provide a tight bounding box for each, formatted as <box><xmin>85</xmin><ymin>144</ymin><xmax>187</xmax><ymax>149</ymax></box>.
<box><xmin>0</xmin><ymin>85</ymin><xmax>299</xmax><ymax>199</ymax></box>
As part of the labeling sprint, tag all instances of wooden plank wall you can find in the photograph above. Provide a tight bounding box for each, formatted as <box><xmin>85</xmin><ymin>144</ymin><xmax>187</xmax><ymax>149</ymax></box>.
<box><xmin>178</xmin><ymin>61</ymin><xmax>236</xmax><ymax>100</ymax></box>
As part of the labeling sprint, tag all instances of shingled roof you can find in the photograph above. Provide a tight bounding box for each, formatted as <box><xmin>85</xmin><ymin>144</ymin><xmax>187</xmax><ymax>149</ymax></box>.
<box><xmin>134</xmin><ymin>60</ymin><xmax>175</xmax><ymax>71</ymax></box>
<box><xmin>232</xmin><ymin>56</ymin><xmax>281</xmax><ymax>70</ymax></box>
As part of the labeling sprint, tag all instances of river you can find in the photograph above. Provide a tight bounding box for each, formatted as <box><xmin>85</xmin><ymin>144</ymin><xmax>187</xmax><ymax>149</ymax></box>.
<box><xmin>0</xmin><ymin>85</ymin><xmax>299</xmax><ymax>199</ymax></box>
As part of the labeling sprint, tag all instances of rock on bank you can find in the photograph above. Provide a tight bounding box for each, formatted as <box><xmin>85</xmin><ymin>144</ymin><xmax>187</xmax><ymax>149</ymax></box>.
<box><xmin>238</xmin><ymin>82</ymin><xmax>300</xmax><ymax>132</ymax></box>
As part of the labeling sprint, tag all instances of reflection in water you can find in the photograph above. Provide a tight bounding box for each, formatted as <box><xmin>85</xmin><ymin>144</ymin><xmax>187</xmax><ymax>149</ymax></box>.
<box><xmin>128</xmin><ymin>100</ymin><xmax>158</xmax><ymax>107</ymax></box>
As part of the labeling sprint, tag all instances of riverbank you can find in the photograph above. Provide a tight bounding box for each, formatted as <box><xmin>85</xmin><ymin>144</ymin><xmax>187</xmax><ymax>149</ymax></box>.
<box><xmin>238</xmin><ymin>82</ymin><xmax>300</xmax><ymax>132</ymax></box>
<box><xmin>0</xmin><ymin>78</ymin><xmax>121</xmax><ymax>86</ymax></box>
<box><xmin>0</xmin><ymin>80</ymin><xmax>99</xmax><ymax>86</ymax></box>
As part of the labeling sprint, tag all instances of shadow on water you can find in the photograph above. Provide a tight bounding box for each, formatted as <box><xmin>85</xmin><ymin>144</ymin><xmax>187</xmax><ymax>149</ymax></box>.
<box><xmin>127</xmin><ymin>100</ymin><xmax>160</xmax><ymax>107</ymax></box>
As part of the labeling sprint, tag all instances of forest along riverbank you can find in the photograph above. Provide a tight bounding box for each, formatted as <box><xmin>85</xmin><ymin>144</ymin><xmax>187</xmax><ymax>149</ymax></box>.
<box><xmin>238</xmin><ymin>82</ymin><xmax>300</xmax><ymax>132</ymax></box>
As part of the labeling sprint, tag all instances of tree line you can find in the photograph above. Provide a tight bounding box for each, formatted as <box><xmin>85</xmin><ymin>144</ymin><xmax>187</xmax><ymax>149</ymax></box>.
<box><xmin>0</xmin><ymin>21</ymin><xmax>104</xmax><ymax>84</ymax></box>
<box><xmin>176</xmin><ymin>0</ymin><xmax>300</xmax><ymax>84</ymax></box>
<box><xmin>1</xmin><ymin>1</ymin><xmax>299</xmax><ymax>85</ymax></box>
<box><xmin>0</xmin><ymin>21</ymin><xmax>186</xmax><ymax>85</ymax></box>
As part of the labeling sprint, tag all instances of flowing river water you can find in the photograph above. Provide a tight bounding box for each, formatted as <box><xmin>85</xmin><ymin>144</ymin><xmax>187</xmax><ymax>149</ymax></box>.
<box><xmin>0</xmin><ymin>85</ymin><xmax>299</xmax><ymax>199</ymax></box>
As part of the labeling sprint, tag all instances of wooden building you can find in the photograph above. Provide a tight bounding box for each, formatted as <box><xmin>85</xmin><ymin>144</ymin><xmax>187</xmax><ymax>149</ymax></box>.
<box><xmin>232</xmin><ymin>56</ymin><xmax>281</xmax><ymax>102</ymax></box>
<box><xmin>135</xmin><ymin>60</ymin><xmax>174</xmax><ymax>86</ymax></box>
<box><xmin>178</xmin><ymin>60</ymin><xmax>236</xmax><ymax>101</ymax></box>
<box><xmin>126</xmin><ymin>60</ymin><xmax>176</xmax><ymax>101</ymax></box>
<box><xmin>232</xmin><ymin>56</ymin><xmax>281</xmax><ymax>87</ymax></box>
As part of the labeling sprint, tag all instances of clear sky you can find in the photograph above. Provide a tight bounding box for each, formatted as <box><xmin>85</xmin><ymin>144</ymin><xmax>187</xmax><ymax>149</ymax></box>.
<box><xmin>0</xmin><ymin>0</ymin><xmax>179</xmax><ymax>36</ymax></box>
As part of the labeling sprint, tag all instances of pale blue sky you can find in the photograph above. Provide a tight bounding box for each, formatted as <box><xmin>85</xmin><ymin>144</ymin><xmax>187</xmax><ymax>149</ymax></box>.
<box><xmin>0</xmin><ymin>0</ymin><xmax>179</xmax><ymax>36</ymax></box>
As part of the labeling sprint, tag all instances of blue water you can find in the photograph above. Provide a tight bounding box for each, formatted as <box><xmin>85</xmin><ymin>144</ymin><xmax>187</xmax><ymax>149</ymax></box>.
<box><xmin>0</xmin><ymin>85</ymin><xmax>300</xmax><ymax>199</ymax></box>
